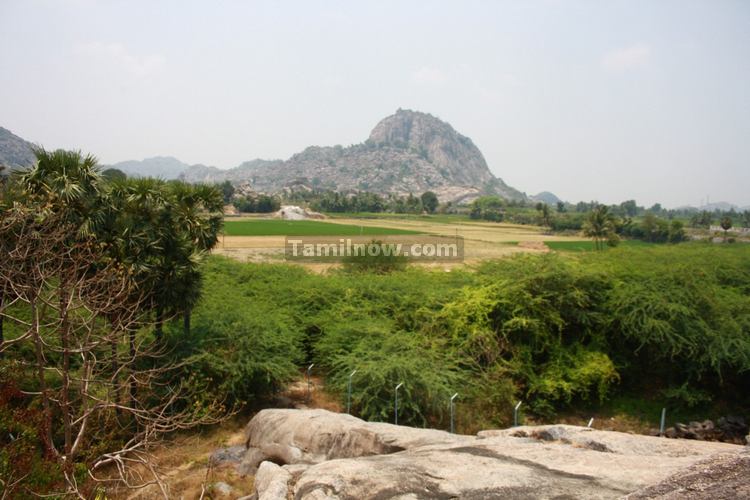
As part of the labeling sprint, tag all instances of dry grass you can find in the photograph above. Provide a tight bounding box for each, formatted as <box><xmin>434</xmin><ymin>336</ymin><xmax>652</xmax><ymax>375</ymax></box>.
<box><xmin>103</xmin><ymin>417</ymin><xmax>250</xmax><ymax>499</ymax></box>
<box><xmin>107</xmin><ymin>373</ymin><xmax>342</xmax><ymax>499</ymax></box>
<box><xmin>213</xmin><ymin>216</ymin><xmax>585</xmax><ymax>270</ymax></box>
<box><xmin>285</xmin><ymin>375</ymin><xmax>344</xmax><ymax>412</ymax></box>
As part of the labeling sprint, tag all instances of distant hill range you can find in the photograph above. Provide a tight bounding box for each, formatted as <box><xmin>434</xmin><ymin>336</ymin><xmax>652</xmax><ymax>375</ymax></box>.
<box><xmin>0</xmin><ymin>113</ymin><xmax>525</xmax><ymax>203</ymax></box>
<box><xmin>699</xmin><ymin>201</ymin><xmax>748</xmax><ymax>212</ymax></box>
<box><xmin>0</xmin><ymin>127</ymin><xmax>37</xmax><ymax>170</ymax></box>
<box><xmin>530</xmin><ymin>191</ymin><xmax>561</xmax><ymax>205</ymax></box>
<box><xmin>109</xmin><ymin>156</ymin><xmax>190</xmax><ymax>180</ymax></box>
<box><xmin>8</xmin><ymin>115</ymin><xmax>746</xmax><ymax>210</ymax></box>
<box><xmin>178</xmin><ymin>109</ymin><xmax>525</xmax><ymax>203</ymax></box>
<box><xmin>675</xmin><ymin>202</ymin><xmax>750</xmax><ymax>212</ymax></box>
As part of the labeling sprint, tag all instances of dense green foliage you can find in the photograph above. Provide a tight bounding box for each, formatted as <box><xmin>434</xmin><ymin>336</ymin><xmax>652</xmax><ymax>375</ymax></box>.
<box><xmin>190</xmin><ymin>243</ymin><xmax>750</xmax><ymax>430</ymax></box>
<box><xmin>294</xmin><ymin>189</ymin><xmax>440</xmax><ymax>214</ymax></box>
<box><xmin>233</xmin><ymin>194</ymin><xmax>281</xmax><ymax>213</ymax></box>
<box><xmin>470</xmin><ymin>195</ymin><xmax>505</xmax><ymax>221</ymax></box>
<box><xmin>420</xmin><ymin>191</ymin><xmax>439</xmax><ymax>213</ymax></box>
<box><xmin>620</xmin><ymin>214</ymin><xmax>688</xmax><ymax>243</ymax></box>
<box><xmin>165</xmin><ymin>261</ymin><xmax>305</xmax><ymax>406</ymax></box>
<box><xmin>467</xmin><ymin>197</ymin><xmax>694</xmax><ymax>247</ymax></box>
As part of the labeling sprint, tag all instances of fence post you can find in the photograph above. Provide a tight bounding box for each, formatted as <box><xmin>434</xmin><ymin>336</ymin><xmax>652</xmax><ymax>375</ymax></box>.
<box><xmin>513</xmin><ymin>401</ymin><xmax>522</xmax><ymax>427</ymax></box>
<box><xmin>450</xmin><ymin>393</ymin><xmax>459</xmax><ymax>434</ymax></box>
<box><xmin>659</xmin><ymin>407</ymin><xmax>667</xmax><ymax>436</ymax></box>
<box><xmin>347</xmin><ymin>369</ymin><xmax>357</xmax><ymax>414</ymax></box>
<box><xmin>395</xmin><ymin>383</ymin><xmax>403</xmax><ymax>425</ymax></box>
<box><xmin>306</xmin><ymin>363</ymin><xmax>314</xmax><ymax>402</ymax></box>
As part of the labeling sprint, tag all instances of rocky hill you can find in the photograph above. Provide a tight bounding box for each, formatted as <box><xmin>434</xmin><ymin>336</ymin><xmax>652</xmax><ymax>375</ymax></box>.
<box><xmin>1</xmin><ymin>111</ymin><xmax>527</xmax><ymax>203</ymax></box>
<box><xmin>181</xmin><ymin>109</ymin><xmax>525</xmax><ymax>203</ymax></box>
<box><xmin>0</xmin><ymin>127</ymin><xmax>36</xmax><ymax>170</ymax></box>
<box><xmin>108</xmin><ymin>156</ymin><xmax>190</xmax><ymax>180</ymax></box>
<box><xmin>531</xmin><ymin>191</ymin><xmax>562</xmax><ymax>205</ymax></box>
<box><xmin>182</xmin><ymin>159</ymin><xmax>284</xmax><ymax>184</ymax></box>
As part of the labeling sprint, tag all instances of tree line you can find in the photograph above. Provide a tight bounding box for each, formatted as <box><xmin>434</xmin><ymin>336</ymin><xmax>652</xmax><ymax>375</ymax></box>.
<box><xmin>207</xmin><ymin>178</ymin><xmax>750</xmax><ymax>229</ymax></box>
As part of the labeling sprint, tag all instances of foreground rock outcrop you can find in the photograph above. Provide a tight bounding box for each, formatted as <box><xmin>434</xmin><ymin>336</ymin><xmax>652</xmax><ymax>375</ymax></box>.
<box><xmin>224</xmin><ymin>409</ymin><xmax>745</xmax><ymax>499</ymax></box>
<box><xmin>625</xmin><ymin>449</ymin><xmax>750</xmax><ymax>499</ymax></box>
<box><xmin>243</xmin><ymin>408</ymin><xmax>468</xmax><ymax>466</ymax></box>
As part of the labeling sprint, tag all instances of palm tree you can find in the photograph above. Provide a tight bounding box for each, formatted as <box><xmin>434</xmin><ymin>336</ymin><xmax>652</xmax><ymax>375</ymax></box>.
<box><xmin>20</xmin><ymin>148</ymin><xmax>104</xmax><ymax>235</ymax></box>
<box><xmin>164</xmin><ymin>181</ymin><xmax>223</xmax><ymax>336</ymax></box>
<box><xmin>102</xmin><ymin>178</ymin><xmax>172</xmax><ymax>341</ymax></box>
<box><xmin>104</xmin><ymin>179</ymin><xmax>223</xmax><ymax>339</ymax></box>
<box><xmin>583</xmin><ymin>204</ymin><xmax>619</xmax><ymax>250</ymax></box>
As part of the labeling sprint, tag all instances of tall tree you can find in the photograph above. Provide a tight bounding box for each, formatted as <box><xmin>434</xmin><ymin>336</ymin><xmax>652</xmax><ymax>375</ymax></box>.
<box><xmin>420</xmin><ymin>191</ymin><xmax>439</xmax><ymax>213</ymax></box>
<box><xmin>540</xmin><ymin>204</ymin><xmax>551</xmax><ymax>227</ymax></box>
<box><xmin>720</xmin><ymin>215</ymin><xmax>733</xmax><ymax>241</ymax></box>
<box><xmin>583</xmin><ymin>204</ymin><xmax>619</xmax><ymax>250</ymax></box>
<box><xmin>163</xmin><ymin>181</ymin><xmax>223</xmax><ymax>335</ymax></box>
<box><xmin>219</xmin><ymin>180</ymin><xmax>235</xmax><ymax>204</ymax></box>
<box><xmin>620</xmin><ymin>200</ymin><xmax>638</xmax><ymax>217</ymax></box>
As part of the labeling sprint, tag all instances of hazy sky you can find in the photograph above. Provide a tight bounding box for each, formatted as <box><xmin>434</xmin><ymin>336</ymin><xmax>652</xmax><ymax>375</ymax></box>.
<box><xmin>1</xmin><ymin>1</ymin><xmax>749</xmax><ymax>207</ymax></box>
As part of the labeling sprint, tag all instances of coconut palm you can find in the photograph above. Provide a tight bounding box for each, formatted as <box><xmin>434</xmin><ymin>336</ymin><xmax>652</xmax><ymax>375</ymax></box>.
<box><xmin>583</xmin><ymin>204</ymin><xmax>619</xmax><ymax>250</ymax></box>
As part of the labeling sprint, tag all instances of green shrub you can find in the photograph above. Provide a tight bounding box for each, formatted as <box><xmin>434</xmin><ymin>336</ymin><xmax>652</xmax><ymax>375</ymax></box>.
<box><xmin>320</xmin><ymin>330</ymin><xmax>467</xmax><ymax>426</ymax></box>
<box><xmin>166</xmin><ymin>244</ymin><xmax>750</xmax><ymax>425</ymax></box>
<box><xmin>525</xmin><ymin>347</ymin><xmax>619</xmax><ymax>415</ymax></box>
<box><xmin>341</xmin><ymin>240</ymin><xmax>409</xmax><ymax>274</ymax></box>
<box><xmin>167</xmin><ymin>257</ymin><xmax>304</xmax><ymax>406</ymax></box>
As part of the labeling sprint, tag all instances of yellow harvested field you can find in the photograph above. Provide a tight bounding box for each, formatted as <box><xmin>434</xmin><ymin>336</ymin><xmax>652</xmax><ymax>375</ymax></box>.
<box><xmin>327</xmin><ymin>217</ymin><xmax>580</xmax><ymax>243</ymax></box>
<box><xmin>213</xmin><ymin>217</ymin><xmax>585</xmax><ymax>269</ymax></box>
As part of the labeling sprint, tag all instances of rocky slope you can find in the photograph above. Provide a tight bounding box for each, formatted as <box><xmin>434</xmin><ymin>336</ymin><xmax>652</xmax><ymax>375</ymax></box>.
<box><xmin>0</xmin><ymin>127</ymin><xmax>36</xmax><ymax>170</ymax></box>
<box><xmin>211</xmin><ymin>409</ymin><xmax>744</xmax><ymax>500</ymax></box>
<box><xmin>181</xmin><ymin>109</ymin><xmax>525</xmax><ymax>203</ymax></box>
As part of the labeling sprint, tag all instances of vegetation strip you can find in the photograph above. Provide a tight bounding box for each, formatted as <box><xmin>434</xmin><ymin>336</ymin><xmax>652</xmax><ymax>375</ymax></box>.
<box><xmin>223</xmin><ymin>219</ymin><xmax>422</xmax><ymax>236</ymax></box>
